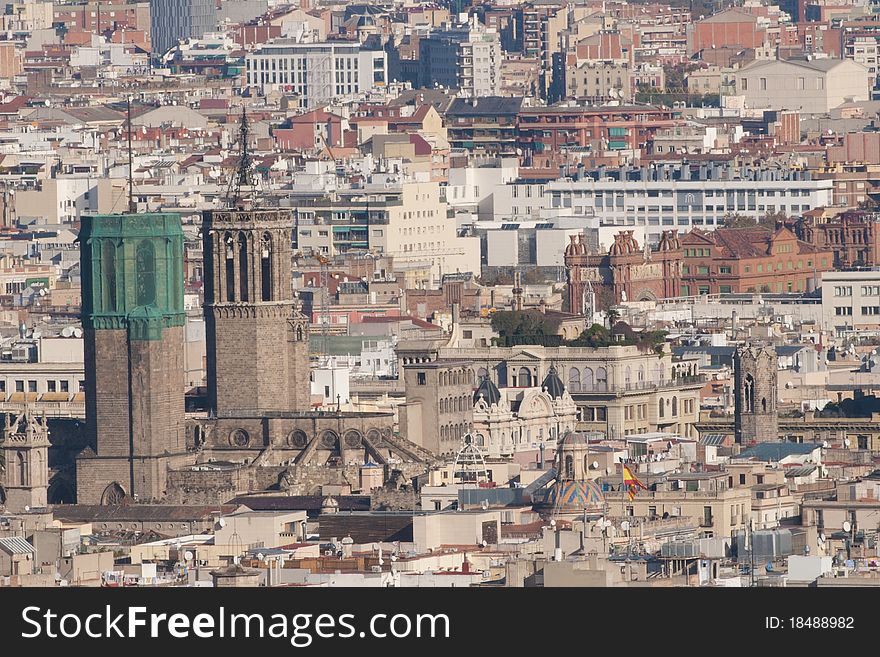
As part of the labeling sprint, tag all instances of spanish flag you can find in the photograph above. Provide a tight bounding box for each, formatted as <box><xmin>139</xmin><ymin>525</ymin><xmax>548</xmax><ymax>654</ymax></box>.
<box><xmin>623</xmin><ymin>465</ymin><xmax>646</xmax><ymax>501</ymax></box>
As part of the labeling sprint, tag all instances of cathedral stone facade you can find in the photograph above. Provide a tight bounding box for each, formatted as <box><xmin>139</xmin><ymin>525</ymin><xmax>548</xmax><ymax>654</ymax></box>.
<box><xmin>75</xmin><ymin>208</ymin><xmax>429</xmax><ymax>506</ymax></box>
<box><xmin>734</xmin><ymin>344</ymin><xmax>779</xmax><ymax>444</ymax></box>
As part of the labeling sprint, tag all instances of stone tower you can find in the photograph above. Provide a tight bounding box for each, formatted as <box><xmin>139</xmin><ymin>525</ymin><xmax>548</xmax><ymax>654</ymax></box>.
<box><xmin>734</xmin><ymin>344</ymin><xmax>778</xmax><ymax>444</ymax></box>
<box><xmin>1</xmin><ymin>408</ymin><xmax>49</xmax><ymax>511</ymax></box>
<box><xmin>77</xmin><ymin>213</ymin><xmax>187</xmax><ymax>504</ymax></box>
<box><xmin>202</xmin><ymin>207</ymin><xmax>310</xmax><ymax>416</ymax></box>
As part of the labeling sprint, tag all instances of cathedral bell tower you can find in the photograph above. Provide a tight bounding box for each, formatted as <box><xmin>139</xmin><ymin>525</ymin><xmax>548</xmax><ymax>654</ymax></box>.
<box><xmin>0</xmin><ymin>407</ymin><xmax>49</xmax><ymax>511</ymax></box>
<box><xmin>202</xmin><ymin>110</ymin><xmax>310</xmax><ymax>417</ymax></box>
<box><xmin>77</xmin><ymin>212</ymin><xmax>187</xmax><ymax>504</ymax></box>
<box><xmin>734</xmin><ymin>344</ymin><xmax>778</xmax><ymax>444</ymax></box>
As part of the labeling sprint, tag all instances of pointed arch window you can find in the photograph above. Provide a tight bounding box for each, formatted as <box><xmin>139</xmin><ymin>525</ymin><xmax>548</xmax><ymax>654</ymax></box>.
<box><xmin>224</xmin><ymin>232</ymin><xmax>235</xmax><ymax>302</ymax></box>
<box><xmin>238</xmin><ymin>233</ymin><xmax>249</xmax><ymax>302</ymax></box>
<box><xmin>102</xmin><ymin>240</ymin><xmax>117</xmax><ymax>312</ymax></box>
<box><xmin>135</xmin><ymin>240</ymin><xmax>155</xmax><ymax>306</ymax></box>
<box><xmin>261</xmin><ymin>232</ymin><xmax>273</xmax><ymax>301</ymax></box>
<box><xmin>744</xmin><ymin>374</ymin><xmax>755</xmax><ymax>413</ymax></box>
<box><xmin>16</xmin><ymin>451</ymin><xmax>27</xmax><ymax>486</ymax></box>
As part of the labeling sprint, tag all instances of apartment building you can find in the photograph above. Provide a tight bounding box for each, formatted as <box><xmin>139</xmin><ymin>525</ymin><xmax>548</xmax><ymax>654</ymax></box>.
<box><xmin>565</xmin><ymin>61</ymin><xmax>632</xmax><ymax>103</ymax></box>
<box><xmin>292</xmin><ymin>181</ymin><xmax>479</xmax><ymax>286</ymax></box>
<box><xmin>418</xmin><ymin>20</ymin><xmax>502</xmax><ymax>98</ymax></box>
<box><xmin>821</xmin><ymin>270</ymin><xmax>880</xmax><ymax>335</ymax></box>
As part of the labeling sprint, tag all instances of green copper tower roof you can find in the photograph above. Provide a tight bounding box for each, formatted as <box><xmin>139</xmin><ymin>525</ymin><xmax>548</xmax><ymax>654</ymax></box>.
<box><xmin>80</xmin><ymin>213</ymin><xmax>185</xmax><ymax>339</ymax></box>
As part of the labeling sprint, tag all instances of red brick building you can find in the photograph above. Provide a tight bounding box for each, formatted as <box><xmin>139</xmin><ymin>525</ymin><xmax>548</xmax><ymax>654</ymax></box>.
<box><xmin>565</xmin><ymin>230</ymin><xmax>682</xmax><ymax>312</ymax></box>
<box><xmin>796</xmin><ymin>210</ymin><xmax>880</xmax><ymax>268</ymax></box>
<box><xmin>516</xmin><ymin>105</ymin><xmax>679</xmax><ymax>171</ymax></box>
<box><xmin>687</xmin><ymin>9</ymin><xmax>766</xmax><ymax>56</ymax></box>
<box><xmin>679</xmin><ymin>226</ymin><xmax>834</xmax><ymax>295</ymax></box>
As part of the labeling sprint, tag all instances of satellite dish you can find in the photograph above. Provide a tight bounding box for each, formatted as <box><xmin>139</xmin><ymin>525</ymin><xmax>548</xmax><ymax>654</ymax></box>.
<box><xmin>591</xmin><ymin>461</ymin><xmax>599</xmax><ymax>470</ymax></box>
<box><xmin>844</xmin><ymin>438</ymin><xmax>851</xmax><ymax>448</ymax></box>
<box><xmin>822</xmin><ymin>441</ymin><xmax>828</xmax><ymax>448</ymax></box>
<box><xmin>819</xmin><ymin>533</ymin><xmax>826</xmax><ymax>543</ymax></box>
<box><xmin>621</xmin><ymin>521</ymin><xmax>630</xmax><ymax>532</ymax></box>
<box><xmin>256</xmin><ymin>553</ymin><xmax>265</xmax><ymax>561</ymax></box>
<box><xmin>843</xmin><ymin>521</ymin><xmax>852</xmax><ymax>533</ymax></box>
<box><xmin>61</xmin><ymin>326</ymin><xmax>73</xmax><ymax>337</ymax></box>
<box><xmin>24</xmin><ymin>505</ymin><xmax>30</xmax><ymax>512</ymax></box>
<box><xmin>184</xmin><ymin>550</ymin><xmax>193</xmax><ymax>561</ymax></box>
<box><xmin>218</xmin><ymin>518</ymin><xmax>226</xmax><ymax>528</ymax></box>
<box><xmin>481</xmin><ymin>540</ymin><xmax>487</xmax><ymax>547</ymax></box>
<box><xmin>550</xmin><ymin>519</ymin><xmax>556</xmax><ymax>527</ymax></box>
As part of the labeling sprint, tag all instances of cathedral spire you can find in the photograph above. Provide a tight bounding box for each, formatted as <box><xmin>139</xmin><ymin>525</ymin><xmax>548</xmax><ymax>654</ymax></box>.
<box><xmin>227</xmin><ymin>106</ymin><xmax>257</xmax><ymax>209</ymax></box>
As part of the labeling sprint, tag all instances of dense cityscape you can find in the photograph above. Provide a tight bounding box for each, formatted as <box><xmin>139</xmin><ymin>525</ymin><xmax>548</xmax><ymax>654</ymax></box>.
<box><xmin>1</xmin><ymin>0</ymin><xmax>880</xmax><ymax>590</ymax></box>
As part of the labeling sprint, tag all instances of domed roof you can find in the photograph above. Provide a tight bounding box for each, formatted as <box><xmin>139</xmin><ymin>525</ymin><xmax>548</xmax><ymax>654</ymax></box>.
<box><xmin>557</xmin><ymin>430</ymin><xmax>592</xmax><ymax>447</ymax></box>
<box><xmin>545</xmin><ymin>480</ymin><xmax>605</xmax><ymax>513</ymax></box>
<box><xmin>541</xmin><ymin>366</ymin><xmax>565</xmax><ymax>399</ymax></box>
<box><xmin>473</xmin><ymin>376</ymin><xmax>501</xmax><ymax>406</ymax></box>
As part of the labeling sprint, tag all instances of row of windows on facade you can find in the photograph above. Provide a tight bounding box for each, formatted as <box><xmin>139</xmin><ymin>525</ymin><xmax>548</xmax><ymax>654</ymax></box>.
<box><xmin>834</xmin><ymin>306</ymin><xmax>880</xmax><ymax>316</ymax></box>
<box><xmin>471</xmin><ymin>425</ymin><xmax>566</xmax><ymax>449</ymax></box>
<box><xmin>560</xmin><ymin>205</ymin><xmax>814</xmax><ymax>218</ymax></box>
<box><xmin>0</xmin><ymin>379</ymin><xmax>82</xmax><ymax>393</ymax></box>
<box><xmin>681</xmin><ymin>280</ymin><xmax>806</xmax><ymax>294</ymax></box>
<box><xmin>560</xmin><ymin>189</ymin><xmax>816</xmax><ymax>200</ymax></box>
<box><xmin>833</xmin><ymin>286</ymin><xmax>880</xmax><ymax>296</ymax></box>
<box><xmin>441</xmin><ymin>395</ymin><xmax>472</xmax><ymax>414</ymax></box>
<box><xmin>740</xmin><ymin>77</ymin><xmax>824</xmax><ymax>91</ymax></box>
<box><xmin>682</xmin><ymin>259</ymin><xmax>822</xmax><ymax>275</ymax></box>
<box><xmin>440</xmin><ymin>422</ymin><xmax>474</xmax><ymax>442</ymax></box>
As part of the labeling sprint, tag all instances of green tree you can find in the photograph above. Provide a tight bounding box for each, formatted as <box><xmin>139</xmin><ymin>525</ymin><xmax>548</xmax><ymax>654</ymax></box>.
<box><xmin>490</xmin><ymin>310</ymin><xmax>561</xmax><ymax>346</ymax></box>
<box><xmin>605</xmin><ymin>307</ymin><xmax>620</xmax><ymax>329</ymax></box>
<box><xmin>566</xmin><ymin>323</ymin><xmax>614</xmax><ymax>347</ymax></box>
<box><xmin>723</xmin><ymin>211</ymin><xmax>786</xmax><ymax>230</ymax></box>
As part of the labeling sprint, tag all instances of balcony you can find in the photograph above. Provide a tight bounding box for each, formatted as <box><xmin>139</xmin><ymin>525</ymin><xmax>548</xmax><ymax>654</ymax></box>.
<box><xmin>618</xmin><ymin>375</ymin><xmax>706</xmax><ymax>393</ymax></box>
<box><xmin>700</xmin><ymin>516</ymin><xmax>714</xmax><ymax>528</ymax></box>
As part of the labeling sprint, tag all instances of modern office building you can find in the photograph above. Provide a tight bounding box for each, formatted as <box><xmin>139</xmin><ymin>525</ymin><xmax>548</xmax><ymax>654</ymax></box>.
<box><xmin>540</xmin><ymin>162</ymin><xmax>835</xmax><ymax>245</ymax></box>
<box><xmin>244</xmin><ymin>39</ymin><xmax>387</xmax><ymax>107</ymax></box>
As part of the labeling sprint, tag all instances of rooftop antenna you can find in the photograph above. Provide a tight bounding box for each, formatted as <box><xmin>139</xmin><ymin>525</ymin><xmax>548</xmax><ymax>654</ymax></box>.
<box><xmin>127</xmin><ymin>95</ymin><xmax>135</xmax><ymax>213</ymax></box>
<box><xmin>227</xmin><ymin>106</ymin><xmax>256</xmax><ymax>208</ymax></box>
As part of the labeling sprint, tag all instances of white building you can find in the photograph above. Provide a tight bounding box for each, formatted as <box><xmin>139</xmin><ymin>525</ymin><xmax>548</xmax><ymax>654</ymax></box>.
<box><xmin>820</xmin><ymin>269</ymin><xmax>880</xmax><ymax>336</ymax></box>
<box><xmin>311</xmin><ymin>357</ymin><xmax>351</xmax><ymax>407</ymax></box>
<box><xmin>245</xmin><ymin>39</ymin><xmax>387</xmax><ymax>107</ymax></box>
<box><xmin>736</xmin><ymin>57</ymin><xmax>872</xmax><ymax>114</ymax></box>
<box><xmin>540</xmin><ymin>165</ymin><xmax>834</xmax><ymax>244</ymax></box>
